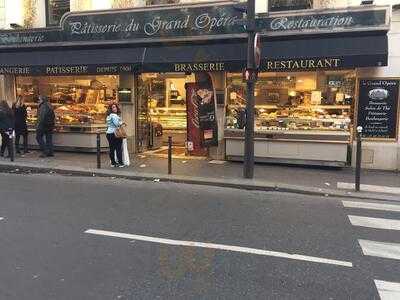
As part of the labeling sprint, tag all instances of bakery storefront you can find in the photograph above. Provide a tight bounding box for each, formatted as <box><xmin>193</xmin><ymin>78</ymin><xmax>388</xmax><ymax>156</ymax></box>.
<box><xmin>0</xmin><ymin>2</ymin><xmax>245</xmax><ymax>153</ymax></box>
<box><xmin>0</xmin><ymin>2</ymin><xmax>395</xmax><ymax>168</ymax></box>
<box><xmin>223</xmin><ymin>5</ymin><xmax>395</xmax><ymax>168</ymax></box>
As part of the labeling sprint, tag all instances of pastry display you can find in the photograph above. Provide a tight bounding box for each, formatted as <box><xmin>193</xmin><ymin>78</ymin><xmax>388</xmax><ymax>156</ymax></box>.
<box><xmin>226</xmin><ymin>72</ymin><xmax>354</xmax><ymax>133</ymax></box>
<box><xmin>17</xmin><ymin>75</ymin><xmax>117</xmax><ymax>132</ymax></box>
<box><xmin>150</xmin><ymin>108</ymin><xmax>187</xmax><ymax>130</ymax></box>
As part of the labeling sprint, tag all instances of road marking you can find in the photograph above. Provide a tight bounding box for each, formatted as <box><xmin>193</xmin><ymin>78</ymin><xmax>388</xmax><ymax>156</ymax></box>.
<box><xmin>85</xmin><ymin>229</ymin><xmax>353</xmax><ymax>268</ymax></box>
<box><xmin>349</xmin><ymin>215</ymin><xmax>400</xmax><ymax>231</ymax></box>
<box><xmin>0</xmin><ymin>217</ymin><xmax>3</xmax><ymax>221</ymax></box>
<box><xmin>343</xmin><ymin>201</ymin><xmax>400</xmax><ymax>213</ymax></box>
<box><xmin>337</xmin><ymin>182</ymin><xmax>400</xmax><ymax>195</ymax></box>
<box><xmin>374</xmin><ymin>280</ymin><xmax>400</xmax><ymax>300</ymax></box>
<box><xmin>358</xmin><ymin>240</ymin><xmax>400</xmax><ymax>261</ymax></box>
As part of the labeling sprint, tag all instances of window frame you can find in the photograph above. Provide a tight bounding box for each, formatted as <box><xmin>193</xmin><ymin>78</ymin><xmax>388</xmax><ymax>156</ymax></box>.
<box><xmin>45</xmin><ymin>0</ymin><xmax>70</xmax><ymax>27</ymax></box>
<box><xmin>268</xmin><ymin>0</ymin><xmax>313</xmax><ymax>12</ymax></box>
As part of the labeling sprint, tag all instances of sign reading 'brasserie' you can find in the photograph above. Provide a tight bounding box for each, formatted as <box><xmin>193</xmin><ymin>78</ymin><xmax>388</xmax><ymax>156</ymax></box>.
<box><xmin>357</xmin><ymin>79</ymin><xmax>399</xmax><ymax>139</ymax></box>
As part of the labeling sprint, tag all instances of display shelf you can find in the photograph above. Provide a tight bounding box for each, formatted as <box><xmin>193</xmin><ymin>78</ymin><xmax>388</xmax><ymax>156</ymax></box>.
<box><xmin>228</xmin><ymin>104</ymin><xmax>351</xmax><ymax>110</ymax></box>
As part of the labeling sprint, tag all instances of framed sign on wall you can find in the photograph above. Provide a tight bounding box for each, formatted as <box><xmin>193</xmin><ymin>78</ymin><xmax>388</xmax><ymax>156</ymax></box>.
<box><xmin>356</xmin><ymin>78</ymin><xmax>399</xmax><ymax>140</ymax></box>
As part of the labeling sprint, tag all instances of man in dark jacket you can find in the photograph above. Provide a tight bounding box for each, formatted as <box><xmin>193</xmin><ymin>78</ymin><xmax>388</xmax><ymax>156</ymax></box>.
<box><xmin>36</xmin><ymin>96</ymin><xmax>55</xmax><ymax>158</ymax></box>
<box><xmin>0</xmin><ymin>100</ymin><xmax>14</xmax><ymax>158</ymax></box>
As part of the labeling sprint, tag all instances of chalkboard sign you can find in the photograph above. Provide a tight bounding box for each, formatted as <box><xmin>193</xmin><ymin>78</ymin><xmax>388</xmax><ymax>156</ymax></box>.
<box><xmin>357</xmin><ymin>79</ymin><xmax>399</xmax><ymax>139</ymax></box>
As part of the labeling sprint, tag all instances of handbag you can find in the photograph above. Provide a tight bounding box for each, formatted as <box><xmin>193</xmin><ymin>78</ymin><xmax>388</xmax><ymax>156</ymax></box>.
<box><xmin>122</xmin><ymin>138</ymin><xmax>130</xmax><ymax>166</ymax></box>
<box><xmin>114</xmin><ymin>126</ymin><xmax>127</xmax><ymax>139</ymax></box>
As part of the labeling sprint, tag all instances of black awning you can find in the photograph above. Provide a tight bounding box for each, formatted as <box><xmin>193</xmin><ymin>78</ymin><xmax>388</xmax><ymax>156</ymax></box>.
<box><xmin>141</xmin><ymin>35</ymin><xmax>387</xmax><ymax>72</ymax></box>
<box><xmin>261</xmin><ymin>35</ymin><xmax>388</xmax><ymax>71</ymax></box>
<box><xmin>0</xmin><ymin>35</ymin><xmax>388</xmax><ymax>75</ymax></box>
<box><xmin>141</xmin><ymin>42</ymin><xmax>247</xmax><ymax>72</ymax></box>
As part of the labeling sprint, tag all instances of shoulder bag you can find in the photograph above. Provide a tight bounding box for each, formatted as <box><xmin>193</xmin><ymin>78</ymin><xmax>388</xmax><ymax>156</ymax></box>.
<box><xmin>115</xmin><ymin>126</ymin><xmax>127</xmax><ymax>139</ymax></box>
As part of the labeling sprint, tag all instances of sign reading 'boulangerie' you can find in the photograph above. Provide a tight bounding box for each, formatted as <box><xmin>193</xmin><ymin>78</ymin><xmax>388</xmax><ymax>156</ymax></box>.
<box><xmin>357</xmin><ymin>79</ymin><xmax>399</xmax><ymax>139</ymax></box>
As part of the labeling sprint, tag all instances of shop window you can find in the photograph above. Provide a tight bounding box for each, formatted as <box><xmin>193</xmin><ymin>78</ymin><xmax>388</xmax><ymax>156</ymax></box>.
<box><xmin>16</xmin><ymin>75</ymin><xmax>119</xmax><ymax>133</ymax></box>
<box><xmin>145</xmin><ymin>0</ymin><xmax>179</xmax><ymax>6</ymax></box>
<box><xmin>269</xmin><ymin>0</ymin><xmax>312</xmax><ymax>12</ymax></box>
<box><xmin>46</xmin><ymin>0</ymin><xmax>70</xmax><ymax>26</ymax></box>
<box><xmin>0</xmin><ymin>0</ymin><xmax>5</xmax><ymax>29</ymax></box>
<box><xmin>225</xmin><ymin>71</ymin><xmax>355</xmax><ymax>133</ymax></box>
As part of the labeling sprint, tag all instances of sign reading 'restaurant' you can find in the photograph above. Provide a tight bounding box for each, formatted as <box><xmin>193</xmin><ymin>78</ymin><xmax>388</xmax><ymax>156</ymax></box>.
<box><xmin>357</xmin><ymin>79</ymin><xmax>399</xmax><ymax>139</ymax></box>
<box><xmin>0</xmin><ymin>4</ymin><xmax>389</xmax><ymax>48</ymax></box>
<box><xmin>263</xmin><ymin>58</ymin><xmax>342</xmax><ymax>71</ymax></box>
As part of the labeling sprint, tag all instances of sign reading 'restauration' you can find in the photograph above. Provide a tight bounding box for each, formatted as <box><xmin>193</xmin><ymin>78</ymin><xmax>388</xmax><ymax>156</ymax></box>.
<box><xmin>258</xmin><ymin>8</ymin><xmax>387</xmax><ymax>35</ymax></box>
<box><xmin>357</xmin><ymin>79</ymin><xmax>399</xmax><ymax>139</ymax></box>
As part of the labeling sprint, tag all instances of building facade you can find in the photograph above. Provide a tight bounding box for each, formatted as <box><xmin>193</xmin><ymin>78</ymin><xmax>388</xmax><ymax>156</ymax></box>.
<box><xmin>0</xmin><ymin>0</ymin><xmax>399</xmax><ymax>170</ymax></box>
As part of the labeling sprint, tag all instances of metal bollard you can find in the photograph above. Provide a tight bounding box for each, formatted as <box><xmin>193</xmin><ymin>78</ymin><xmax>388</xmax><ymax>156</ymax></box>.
<box><xmin>168</xmin><ymin>136</ymin><xmax>172</xmax><ymax>175</ymax></box>
<box><xmin>355</xmin><ymin>126</ymin><xmax>363</xmax><ymax>192</ymax></box>
<box><xmin>96</xmin><ymin>132</ymin><xmax>101</xmax><ymax>169</ymax></box>
<box><xmin>9</xmin><ymin>133</ymin><xmax>14</xmax><ymax>162</ymax></box>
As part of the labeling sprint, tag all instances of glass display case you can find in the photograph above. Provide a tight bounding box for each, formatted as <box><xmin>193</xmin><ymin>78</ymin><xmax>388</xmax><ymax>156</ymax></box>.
<box><xmin>225</xmin><ymin>71</ymin><xmax>355</xmax><ymax>134</ymax></box>
<box><xmin>149</xmin><ymin>107</ymin><xmax>187</xmax><ymax>130</ymax></box>
<box><xmin>16</xmin><ymin>75</ymin><xmax>119</xmax><ymax>133</ymax></box>
<box><xmin>224</xmin><ymin>71</ymin><xmax>356</xmax><ymax>166</ymax></box>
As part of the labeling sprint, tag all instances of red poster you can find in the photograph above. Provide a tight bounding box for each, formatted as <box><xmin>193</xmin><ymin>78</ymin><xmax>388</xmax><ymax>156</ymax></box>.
<box><xmin>186</xmin><ymin>83</ymin><xmax>208</xmax><ymax>156</ymax></box>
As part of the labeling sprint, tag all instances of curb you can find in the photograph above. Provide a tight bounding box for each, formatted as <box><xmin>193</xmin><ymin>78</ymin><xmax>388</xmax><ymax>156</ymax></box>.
<box><xmin>0</xmin><ymin>161</ymin><xmax>398</xmax><ymax>202</ymax></box>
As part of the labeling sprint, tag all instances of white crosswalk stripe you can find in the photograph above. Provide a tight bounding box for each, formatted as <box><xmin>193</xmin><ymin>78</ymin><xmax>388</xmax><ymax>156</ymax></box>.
<box><xmin>358</xmin><ymin>240</ymin><xmax>400</xmax><ymax>261</ymax></box>
<box><xmin>338</xmin><ymin>182</ymin><xmax>400</xmax><ymax>195</ymax></box>
<box><xmin>343</xmin><ymin>201</ymin><xmax>400</xmax><ymax>299</ymax></box>
<box><xmin>374</xmin><ymin>280</ymin><xmax>400</xmax><ymax>300</ymax></box>
<box><xmin>348</xmin><ymin>215</ymin><xmax>400</xmax><ymax>231</ymax></box>
<box><xmin>343</xmin><ymin>201</ymin><xmax>400</xmax><ymax>213</ymax></box>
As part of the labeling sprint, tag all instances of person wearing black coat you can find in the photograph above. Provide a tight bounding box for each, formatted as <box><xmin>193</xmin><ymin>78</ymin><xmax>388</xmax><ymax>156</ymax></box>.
<box><xmin>12</xmin><ymin>96</ymin><xmax>29</xmax><ymax>154</ymax></box>
<box><xmin>0</xmin><ymin>100</ymin><xmax>15</xmax><ymax>158</ymax></box>
<box><xmin>36</xmin><ymin>95</ymin><xmax>55</xmax><ymax>158</ymax></box>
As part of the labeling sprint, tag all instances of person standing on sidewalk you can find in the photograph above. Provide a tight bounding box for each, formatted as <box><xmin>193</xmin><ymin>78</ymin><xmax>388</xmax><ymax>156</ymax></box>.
<box><xmin>12</xmin><ymin>96</ymin><xmax>29</xmax><ymax>155</ymax></box>
<box><xmin>36</xmin><ymin>95</ymin><xmax>55</xmax><ymax>158</ymax></box>
<box><xmin>0</xmin><ymin>100</ymin><xmax>15</xmax><ymax>158</ymax></box>
<box><xmin>106</xmin><ymin>103</ymin><xmax>124</xmax><ymax>168</ymax></box>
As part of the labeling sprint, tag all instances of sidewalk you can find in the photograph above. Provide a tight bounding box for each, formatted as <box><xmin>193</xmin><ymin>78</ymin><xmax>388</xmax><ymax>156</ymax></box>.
<box><xmin>0</xmin><ymin>151</ymin><xmax>398</xmax><ymax>201</ymax></box>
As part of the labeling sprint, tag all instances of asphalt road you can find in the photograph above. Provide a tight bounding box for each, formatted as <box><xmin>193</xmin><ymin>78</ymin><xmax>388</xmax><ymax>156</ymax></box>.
<box><xmin>0</xmin><ymin>172</ymin><xmax>399</xmax><ymax>299</ymax></box>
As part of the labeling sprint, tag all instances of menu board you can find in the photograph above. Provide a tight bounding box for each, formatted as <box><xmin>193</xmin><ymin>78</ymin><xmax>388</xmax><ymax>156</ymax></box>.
<box><xmin>357</xmin><ymin>79</ymin><xmax>399</xmax><ymax>139</ymax></box>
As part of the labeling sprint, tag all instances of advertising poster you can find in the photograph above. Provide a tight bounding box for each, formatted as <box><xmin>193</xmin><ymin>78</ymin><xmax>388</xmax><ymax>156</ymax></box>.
<box><xmin>197</xmin><ymin>82</ymin><xmax>218</xmax><ymax>147</ymax></box>
<box><xmin>186</xmin><ymin>82</ymin><xmax>218</xmax><ymax>155</ymax></box>
<box><xmin>357</xmin><ymin>79</ymin><xmax>399</xmax><ymax>139</ymax></box>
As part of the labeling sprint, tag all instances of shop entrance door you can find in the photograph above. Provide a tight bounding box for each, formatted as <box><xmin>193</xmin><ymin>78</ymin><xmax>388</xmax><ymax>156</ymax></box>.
<box><xmin>136</xmin><ymin>75</ymin><xmax>151</xmax><ymax>153</ymax></box>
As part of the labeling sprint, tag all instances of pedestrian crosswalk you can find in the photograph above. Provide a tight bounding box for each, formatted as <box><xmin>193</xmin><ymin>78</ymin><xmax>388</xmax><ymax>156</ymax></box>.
<box><xmin>342</xmin><ymin>199</ymin><xmax>400</xmax><ymax>300</ymax></box>
<box><xmin>374</xmin><ymin>280</ymin><xmax>400</xmax><ymax>300</ymax></box>
<box><xmin>349</xmin><ymin>215</ymin><xmax>400</xmax><ymax>231</ymax></box>
<box><xmin>358</xmin><ymin>239</ymin><xmax>400</xmax><ymax>261</ymax></box>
